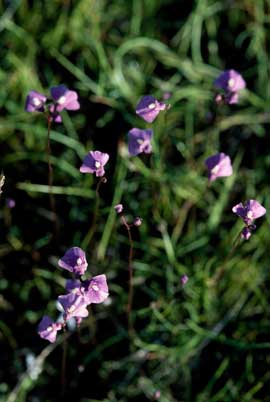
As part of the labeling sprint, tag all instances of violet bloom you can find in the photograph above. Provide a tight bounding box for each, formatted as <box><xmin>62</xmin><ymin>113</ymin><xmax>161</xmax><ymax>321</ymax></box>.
<box><xmin>214</xmin><ymin>70</ymin><xmax>246</xmax><ymax>105</ymax></box>
<box><xmin>181</xmin><ymin>274</ymin><xmax>189</xmax><ymax>286</ymax></box>
<box><xmin>85</xmin><ymin>275</ymin><xmax>109</xmax><ymax>304</ymax></box>
<box><xmin>241</xmin><ymin>226</ymin><xmax>252</xmax><ymax>240</ymax></box>
<box><xmin>133</xmin><ymin>217</ymin><xmax>143</xmax><ymax>226</ymax></box>
<box><xmin>136</xmin><ymin>95</ymin><xmax>167</xmax><ymax>123</ymax></box>
<box><xmin>6</xmin><ymin>198</ymin><xmax>15</xmax><ymax>208</ymax></box>
<box><xmin>38</xmin><ymin>316</ymin><xmax>62</xmax><ymax>343</ymax></box>
<box><xmin>128</xmin><ymin>128</ymin><xmax>153</xmax><ymax>156</ymax></box>
<box><xmin>80</xmin><ymin>150</ymin><xmax>109</xmax><ymax>177</ymax></box>
<box><xmin>205</xmin><ymin>153</ymin><xmax>233</xmax><ymax>182</ymax></box>
<box><xmin>114</xmin><ymin>204</ymin><xmax>123</xmax><ymax>214</ymax></box>
<box><xmin>232</xmin><ymin>200</ymin><xmax>266</xmax><ymax>226</ymax></box>
<box><xmin>58</xmin><ymin>247</ymin><xmax>88</xmax><ymax>276</ymax></box>
<box><xmin>50</xmin><ymin>85</ymin><xmax>80</xmax><ymax>112</ymax></box>
<box><xmin>25</xmin><ymin>90</ymin><xmax>47</xmax><ymax>112</ymax></box>
<box><xmin>58</xmin><ymin>293</ymin><xmax>89</xmax><ymax>320</ymax></box>
<box><xmin>49</xmin><ymin>85</ymin><xmax>80</xmax><ymax>123</ymax></box>
<box><xmin>214</xmin><ymin>70</ymin><xmax>246</xmax><ymax>93</ymax></box>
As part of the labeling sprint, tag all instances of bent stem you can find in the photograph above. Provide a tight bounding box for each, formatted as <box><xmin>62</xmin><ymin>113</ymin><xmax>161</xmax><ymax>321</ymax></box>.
<box><xmin>46</xmin><ymin>118</ymin><xmax>59</xmax><ymax>237</ymax></box>
<box><xmin>121</xmin><ymin>214</ymin><xmax>134</xmax><ymax>336</ymax></box>
<box><xmin>81</xmin><ymin>177</ymin><xmax>107</xmax><ymax>250</ymax></box>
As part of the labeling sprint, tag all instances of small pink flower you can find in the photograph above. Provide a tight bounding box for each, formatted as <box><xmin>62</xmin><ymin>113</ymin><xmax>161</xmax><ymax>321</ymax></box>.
<box><xmin>114</xmin><ymin>204</ymin><xmax>123</xmax><ymax>214</ymax></box>
<box><xmin>80</xmin><ymin>151</ymin><xmax>109</xmax><ymax>177</ymax></box>
<box><xmin>181</xmin><ymin>275</ymin><xmax>189</xmax><ymax>285</ymax></box>
<box><xmin>205</xmin><ymin>153</ymin><xmax>233</xmax><ymax>182</ymax></box>
<box><xmin>136</xmin><ymin>95</ymin><xmax>167</xmax><ymax>123</ymax></box>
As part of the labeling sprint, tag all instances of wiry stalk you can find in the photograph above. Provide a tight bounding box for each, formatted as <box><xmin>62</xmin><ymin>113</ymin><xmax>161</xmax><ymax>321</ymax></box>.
<box><xmin>121</xmin><ymin>214</ymin><xmax>134</xmax><ymax>336</ymax></box>
<box><xmin>46</xmin><ymin>118</ymin><xmax>59</xmax><ymax>237</ymax></box>
<box><xmin>81</xmin><ymin>177</ymin><xmax>107</xmax><ymax>250</ymax></box>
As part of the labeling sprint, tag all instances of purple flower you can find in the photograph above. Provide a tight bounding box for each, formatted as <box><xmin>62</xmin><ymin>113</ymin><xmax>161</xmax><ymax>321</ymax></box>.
<box><xmin>241</xmin><ymin>227</ymin><xmax>252</xmax><ymax>240</ymax></box>
<box><xmin>128</xmin><ymin>128</ymin><xmax>153</xmax><ymax>156</ymax></box>
<box><xmin>214</xmin><ymin>70</ymin><xmax>246</xmax><ymax>105</ymax></box>
<box><xmin>6</xmin><ymin>198</ymin><xmax>15</xmax><ymax>208</ymax></box>
<box><xmin>38</xmin><ymin>316</ymin><xmax>62</xmax><ymax>343</ymax></box>
<box><xmin>214</xmin><ymin>70</ymin><xmax>246</xmax><ymax>93</ymax></box>
<box><xmin>205</xmin><ymin>153</ymin><xmax>233</xmax><ymax>182</ymax></box>
<box><xmin>80</xmin><ymin>151</ymin><xmax>109</xmax><ymax>177</ymax></box>
<box><xmin>232</xmin><ymin>200</ymin><xmax>266</xmax><ymax>226</ymax></box>
<box><xmin>133</xmin><ymin>216</ymin><xmax>143</xmax><ymax>226</ymax></box>
<box><xmin>25</xmin><ymin>90</ymin><xmax>47</xmax><ymax>112</ymax></box>
<box><xmin>85</xmin><ymin>275</ymin><xmax>109</xmax><ymax>304</ymax></box>
<box><xmin>58</xmin><ymin>293</ymin><xmax>89</xmax><ymax>320</ymax></box>
<box><xmin>50</xmin><ymin>85</ymin><xmax>80</xmax><ymax>112</ymax></box>
<box><xmin>181</xmin><ymin>274</ymin><xmax>189</xmax><ymax>285</ymax></box>
<box><xmin>136</xmin><ymin>95</ymin><xmax>167</xmax><ymax>123</ymax></box>
<box><xmin>58</xmin><ymin>247</ymin><xmax>88</xmax><ymax>276</ymax></box>
<box><xmin>114</xmin><ymin>204</ymin><xmax>123</xmax><ymax>214</ymax></box>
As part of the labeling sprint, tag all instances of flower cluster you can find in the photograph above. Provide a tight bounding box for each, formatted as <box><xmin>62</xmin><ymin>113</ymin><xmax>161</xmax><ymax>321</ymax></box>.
<box><xmin>29</xmin><ymin>70</ymin><xmax>266</xmax><ymax>347</ymax></box>
<box><xmin>38</xmin><ymin>247</ymin><xmax>109</xmax><ymax>342</ymax></box>
<box><xmin>25</xmin><ymin>85</ymin><xmax>80</xmax><ymax>123</ymax></box>
<box><xmin>214</xmin><ymin>69</ymin><xmax>246</xmax><ymax>105</ymax></box>
<box><xmin>128</xmin><ymin>95</ymin><xmax>170</xmax><ymax>157</ymax></box>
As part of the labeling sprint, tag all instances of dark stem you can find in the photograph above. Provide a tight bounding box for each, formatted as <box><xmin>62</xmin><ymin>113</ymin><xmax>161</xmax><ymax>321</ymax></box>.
<box><xmin>47</xmin><ymin>118</ymin><xmax>59</xmax><ymax>237</ymax></box>
<box><xmin>61</xmin><ymin>333</ymin><xmax>68</xmax><ymax>395</ymax></box>
<box><xmin>81</xmin><ymin>177</ymin><xmax>106</xmax><ymax>250</ymax></box>
<box><xmin>121</xmin><ymin>214</ymin><xmax>134</xmax><ymax>335</ymax></box>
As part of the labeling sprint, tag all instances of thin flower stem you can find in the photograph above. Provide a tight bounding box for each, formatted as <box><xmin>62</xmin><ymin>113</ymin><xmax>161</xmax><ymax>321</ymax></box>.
<box><xmin>120</xmin><ymin>214</ymin><xmax>134</xmax><ymax>336</ymax></box>
<box><xmin>81</xmin><ymin>177</ymin><xmax>107</xmax><ymax>250</ymax></box>
<box><xmin>61</xmin><ymin>333</ymin><xmax>67</xmax><ymax>395</ymax></box>
<box><xmin>46</xmin><ymin>118</ymin><xmax>59</xmax><ymax>237</ymax></box>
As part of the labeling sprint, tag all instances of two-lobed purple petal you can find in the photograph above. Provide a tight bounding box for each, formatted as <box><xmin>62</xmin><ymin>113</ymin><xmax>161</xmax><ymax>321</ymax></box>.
<box><xmin>38</xmin><ymin>316</ymin><xmax>62</xmax><ymax>343</ymax></box>
<box><xmin>80</xmin><ymin>150</ymin><xmax>109</xmax><ymax>177</ymax></box>
<box><xmin>128</xmin><ymin>128</ymin><xmax>153</xmax><ymax>156</ymax></box>
<box><xmin>58</xmin><ymin>247</ymin><xmax>88</xmax><ymax>276</ymax></box>
<box><xmin>136</xmin><ymin>95</ymin><xmax>166</xmax><ymax>123</ymax></box>
<box><xmin>205</xmin><ymin>153</ymin><xmax>233</xmax><ymax>181</ymax></box>
<box><xmin>232</xmin><ymin>200</ymin><xmax>266</xmax><ymax>225</ymax></box>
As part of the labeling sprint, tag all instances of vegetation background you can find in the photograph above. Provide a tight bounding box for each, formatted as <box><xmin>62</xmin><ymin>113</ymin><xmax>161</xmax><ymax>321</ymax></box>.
<box><xmin>1</xmin><ymin>0</ymin><xmax>270</xmax><ymax>401</ymax></box>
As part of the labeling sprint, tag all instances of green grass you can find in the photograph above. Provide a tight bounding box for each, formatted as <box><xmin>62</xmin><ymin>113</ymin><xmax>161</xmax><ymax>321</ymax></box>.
<box><xmin>1</xmin><ymin>0</ymin><xmax>270</xmax><ymax>401</ymax></box>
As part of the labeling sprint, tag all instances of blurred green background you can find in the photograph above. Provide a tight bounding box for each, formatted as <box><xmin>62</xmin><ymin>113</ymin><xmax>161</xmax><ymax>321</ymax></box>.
<box><xmin>1</xmin><ymin>0</ymin><xmax>270</xmax><ymax>401</ymax></box>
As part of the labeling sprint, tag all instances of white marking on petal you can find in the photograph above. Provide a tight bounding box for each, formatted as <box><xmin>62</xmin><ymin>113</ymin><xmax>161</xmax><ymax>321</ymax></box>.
<box><xmin>77</xmin><ymin>258</ymin><xmax>82</xmax><ymax>265</ymax></box>
<box><xmin>148</xmin><ymin>103</ymin><xmax>156</xmax><ymax>109</ymax></box>
<box><xmin>32</xmin><ymin>97</ymin><xmax>41</xmax><ymax>106</ymax></box>
<box><xmin>47</xmin><ymin>326</ymin><xmax>53</xmax><ymax>332</ymax></box>
<box><xmin>68</xmin><ymin>305</ymin><xmax>76</xmax><ymax>313</ymax></box>
<box><xmin>137</xmin><ymin>139</ymin><xmax>144</xmax><ymax>145</ymax></box>
<box><xmin>58</xmin><ymin>96</ymin><xmax>66</xmax><ymax>104</ymax></box>
<box><xmin>228</xmin><ymin>78</ymin><xmax>235</xmax><ymax>88</ymax></box>
<box><xmin>95</xmin><ymin>161</ymin><xmax>101</xmax><ymax>168</ymax></box>
<box><xmin>247</xmin><ymin>211</ymin><xmax>253</xmax><ymax>220</ymax></box>
<box><xmin>211</xmin><ymin>165</ymin><xmax>219</xmax><ymax>175</ymax></box>
<box><xmin>92</xmin><ymin>284</ymin><xmax>99</xmax><ymax>291</ymax></box>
